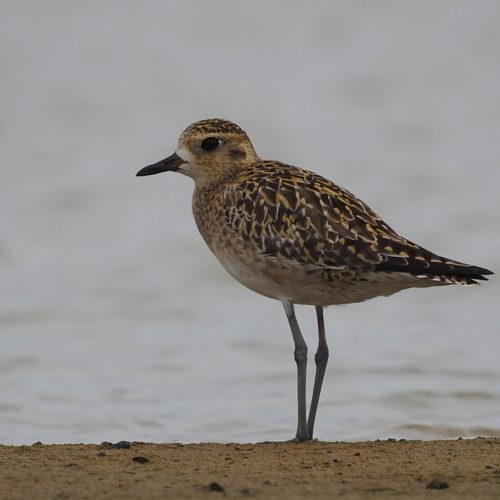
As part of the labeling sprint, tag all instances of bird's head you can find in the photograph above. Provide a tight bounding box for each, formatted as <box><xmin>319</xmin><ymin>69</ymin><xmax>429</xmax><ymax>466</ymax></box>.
<box><xmin>137</xmin><ymin>118</ymin><xmax>259</xmax><ymax>186</ymax></box>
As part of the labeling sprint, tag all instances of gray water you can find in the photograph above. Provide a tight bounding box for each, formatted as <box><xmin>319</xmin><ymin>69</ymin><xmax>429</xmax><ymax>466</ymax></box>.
<box><xmin>1</xmin><ymin>1</ymin><xmax>499</xmax><ymax>445</ymax></box>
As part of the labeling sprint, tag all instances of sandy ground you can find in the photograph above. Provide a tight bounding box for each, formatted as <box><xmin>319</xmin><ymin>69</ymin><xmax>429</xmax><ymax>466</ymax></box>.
<box><xmin>0</xmin><ymin>438</ymin><xmax>499</xmax><ymax>499</ymax></box>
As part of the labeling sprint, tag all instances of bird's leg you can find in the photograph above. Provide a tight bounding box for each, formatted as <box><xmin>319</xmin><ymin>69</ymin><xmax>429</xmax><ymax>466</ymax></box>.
<box><xmin>282</xmin><ymin>300</ymin><xmax>309</xmax><ymax>441</ymax></box>
<box><xmin>307</xmin><ymin>305</ymin><xmax>329</xmax><ymax>439</ymax></box>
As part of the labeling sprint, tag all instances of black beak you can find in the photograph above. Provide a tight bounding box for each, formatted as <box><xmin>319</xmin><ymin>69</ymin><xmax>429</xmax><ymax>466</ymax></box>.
<box><xmin>136</xmin><ymin>152</ymin><xmax>185</xmax><ymax>176</ymax></box>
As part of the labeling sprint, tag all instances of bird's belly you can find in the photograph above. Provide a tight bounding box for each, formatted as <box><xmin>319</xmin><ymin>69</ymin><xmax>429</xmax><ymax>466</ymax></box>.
<box><xmin>216</xmin><ymin>250</ymin><xmax>308</xmax><ymax>302</ymax></box>
<box><xmin>213</xmin><ymin>247</ymin><xmax>438</xmax><ymax>306</ymax></box>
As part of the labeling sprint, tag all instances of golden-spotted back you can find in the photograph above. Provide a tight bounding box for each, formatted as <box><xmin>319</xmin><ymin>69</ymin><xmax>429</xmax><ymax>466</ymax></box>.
<box><xmin>221</xmin><ymin>162</ymin><xmax>492</xmax><ymax>285</ymax></box>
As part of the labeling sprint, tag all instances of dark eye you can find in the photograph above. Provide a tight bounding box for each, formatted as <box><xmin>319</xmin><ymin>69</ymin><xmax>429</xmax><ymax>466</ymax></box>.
<box><xmin>201</xmin><ymin>137</ymin><xmax>220</xmax><ymax>151</ymax></box>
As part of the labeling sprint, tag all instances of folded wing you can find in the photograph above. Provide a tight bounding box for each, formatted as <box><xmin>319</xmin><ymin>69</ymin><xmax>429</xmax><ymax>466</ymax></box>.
<box><xmin>223</xmin><ymin>162</ymin><xmax>493</xmax><ymax>283</ymax></box>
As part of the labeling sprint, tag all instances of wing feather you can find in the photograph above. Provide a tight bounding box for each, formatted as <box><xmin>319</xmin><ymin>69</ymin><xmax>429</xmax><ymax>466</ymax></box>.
<box><xmin>222</xmin><ymin>161</ymin><xmax>493</xmax><ymax>280</ymax></box>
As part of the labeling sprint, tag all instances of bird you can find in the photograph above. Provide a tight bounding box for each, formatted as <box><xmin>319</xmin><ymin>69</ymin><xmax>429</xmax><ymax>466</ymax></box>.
<box><xmin>136</xmin><ymin>118</ymin><xmax>493</xmax><ymax>442</ymax></box>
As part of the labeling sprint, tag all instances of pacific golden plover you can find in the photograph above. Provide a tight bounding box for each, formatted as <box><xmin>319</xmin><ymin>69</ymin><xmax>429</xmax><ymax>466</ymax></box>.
<box><xmin>137</xmin><ymin>118</ymin><xmax>493</xmax><ymax>441</ymax></box>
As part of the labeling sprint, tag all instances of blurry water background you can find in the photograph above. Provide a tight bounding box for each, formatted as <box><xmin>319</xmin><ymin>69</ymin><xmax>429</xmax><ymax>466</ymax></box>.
<box><xmin>1</xmin><ymin>1</ymin><xmax>499</xmax><ymax>445</ymax></box>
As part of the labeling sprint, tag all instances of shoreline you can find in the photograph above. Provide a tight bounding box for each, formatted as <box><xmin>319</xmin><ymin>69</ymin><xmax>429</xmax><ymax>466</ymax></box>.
<box><xmin>1</xmin><ymin>437</ymin><xmax>499</xmax><ymax>499</ymax></box>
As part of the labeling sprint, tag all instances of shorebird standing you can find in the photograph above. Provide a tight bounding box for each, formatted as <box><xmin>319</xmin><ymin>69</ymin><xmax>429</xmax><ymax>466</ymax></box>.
<box><xmin>137</xmin><ymin>118</ymin><xmax>492</xmax><ymax>441</ymax></box>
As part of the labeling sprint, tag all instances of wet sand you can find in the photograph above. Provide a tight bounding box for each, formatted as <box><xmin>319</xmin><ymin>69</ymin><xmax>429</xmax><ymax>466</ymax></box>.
<box><xmin>0</xmin><ymin>438</ymin><xmax>499</xmax><ymax>499</ymax></box>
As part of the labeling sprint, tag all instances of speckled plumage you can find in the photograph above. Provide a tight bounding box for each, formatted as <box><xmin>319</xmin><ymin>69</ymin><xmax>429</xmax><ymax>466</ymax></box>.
<box><xmin>170</xmin><ymin>119</ymin><xmax>491</xmax><ymax>305</ymax></box>
<box><xmin>137</xmin><ymin>118</ymin><xmax>493</xmax><ymax>440</ymax></box>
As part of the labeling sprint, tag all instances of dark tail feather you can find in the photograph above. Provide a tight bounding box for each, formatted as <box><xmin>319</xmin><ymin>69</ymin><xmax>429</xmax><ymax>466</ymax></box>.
<box><xmin>375</xmin><ymin>253</ymin><xmax>493</xmax><ymax>284</ymax></box>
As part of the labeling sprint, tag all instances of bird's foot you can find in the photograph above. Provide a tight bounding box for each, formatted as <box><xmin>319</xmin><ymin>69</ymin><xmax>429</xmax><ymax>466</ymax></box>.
<box><xmin>288</xmin><ymin>433</ymin><xmax>315</xmax><ymax>443</ymax></box>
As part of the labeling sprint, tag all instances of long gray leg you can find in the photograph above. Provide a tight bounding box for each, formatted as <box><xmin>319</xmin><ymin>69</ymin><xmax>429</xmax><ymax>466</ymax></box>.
<box><xmin>282</xmin><ymin>300</ymin><xmax>309</xmax><ymax>441</ymax></box>
<box><xmin>307</xmin><ymin>305</ymin><xmax>329</xmax><ymax>439</ymax></box>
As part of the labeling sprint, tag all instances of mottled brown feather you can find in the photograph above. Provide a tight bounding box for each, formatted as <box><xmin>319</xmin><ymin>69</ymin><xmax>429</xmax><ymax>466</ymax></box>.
<box><xmin>222</xmin><ymin>161</ymin><xmax>492</xmax><ymax>282</ymax></box>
